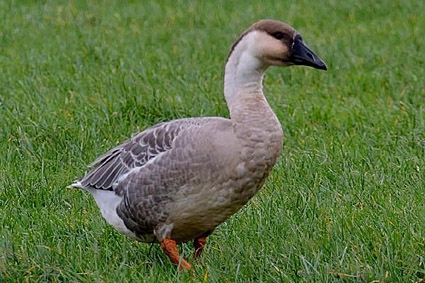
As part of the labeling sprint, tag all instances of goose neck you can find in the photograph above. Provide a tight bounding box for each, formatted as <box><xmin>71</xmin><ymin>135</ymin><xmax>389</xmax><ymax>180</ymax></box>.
<box><xmin>224</xmin><ymin>51</ymin><xmax>266</xmax><ymax>108</ymax></box>
<box><xmin>223</xmin><ymin>46</ymin><xmax>282</xmax><ymax>145</ymax></box>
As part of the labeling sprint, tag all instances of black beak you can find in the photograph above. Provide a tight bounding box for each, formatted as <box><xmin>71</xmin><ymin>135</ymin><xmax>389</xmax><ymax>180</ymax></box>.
<box><xmin>289</xmin><ymin>35</ymin><xmax>327</xmax><ymax>70</ymax></box>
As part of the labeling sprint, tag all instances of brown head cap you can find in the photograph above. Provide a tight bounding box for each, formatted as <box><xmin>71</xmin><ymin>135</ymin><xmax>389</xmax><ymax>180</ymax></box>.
<box><xmin>227</xmin><ymin>19</ymin><xmax>298</xmax><ymax>62</ymax></box>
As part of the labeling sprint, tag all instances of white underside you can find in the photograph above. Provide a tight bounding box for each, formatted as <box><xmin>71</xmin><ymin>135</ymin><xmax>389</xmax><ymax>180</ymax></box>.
<box><xmin>70</xmin><ymin>182</ymin><xmax>139</xmax><ymax>240</ymax></box>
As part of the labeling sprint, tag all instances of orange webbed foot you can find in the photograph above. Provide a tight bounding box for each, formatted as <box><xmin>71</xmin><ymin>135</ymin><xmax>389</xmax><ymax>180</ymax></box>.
<box><xmin>193</xmin><ymin>236</ymin><xmax>208</xmax><ymax>259</ymax></box>
<box><xmin>160</xmin><ymin>238</ymin><xmax>192</xmax><ymax>271</ymax></box>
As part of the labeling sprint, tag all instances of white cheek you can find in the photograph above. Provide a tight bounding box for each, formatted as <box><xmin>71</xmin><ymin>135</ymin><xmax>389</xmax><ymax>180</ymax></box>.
<box><xmin>249</xmin><ymin>32</ymin><xmax>289</xmax><ymax>62</ymax></box>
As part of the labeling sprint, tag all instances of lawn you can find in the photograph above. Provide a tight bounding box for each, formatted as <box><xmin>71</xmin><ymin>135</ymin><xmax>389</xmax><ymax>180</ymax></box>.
<box><xmin>1</xmin><ymin>0</ymin><xmax>424</xmax><ymax>282</ymax></box>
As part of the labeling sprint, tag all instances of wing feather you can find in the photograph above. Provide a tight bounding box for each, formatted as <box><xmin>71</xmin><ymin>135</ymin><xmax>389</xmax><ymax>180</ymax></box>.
<box><xmin>75</xmin><ymin>118</ymin><xmax>209</xmax><ymax>191</ymax></box>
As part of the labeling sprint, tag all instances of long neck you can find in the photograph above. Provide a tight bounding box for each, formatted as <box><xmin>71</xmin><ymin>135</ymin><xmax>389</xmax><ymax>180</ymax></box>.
<box><xmin>223</xmin><ymin>38</ymin><xmax>284</xmax><ymax>188</ymax></box>
<box><xmin>224</xmin><ymin>41</ymin><xmax>282</xmax><ymax>139</ymax></box>
<box><xmin>224</xmin><ymin>55</ymin><xmax>265</xmax><ymax>108</ymax></box>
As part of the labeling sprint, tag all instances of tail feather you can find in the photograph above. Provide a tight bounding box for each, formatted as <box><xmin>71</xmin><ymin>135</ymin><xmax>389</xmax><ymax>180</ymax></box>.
<box><xmin>67</xmin><ymin>181</ymin><xmax>84</xmax><ymax>189</ymax></box>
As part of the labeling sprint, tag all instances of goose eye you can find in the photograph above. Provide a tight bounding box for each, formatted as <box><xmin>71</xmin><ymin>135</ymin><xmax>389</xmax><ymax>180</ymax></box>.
<box><xmin>272</xmin><ymin>32</ymin><xmax>285</xmax><ymax>40</ymax></box>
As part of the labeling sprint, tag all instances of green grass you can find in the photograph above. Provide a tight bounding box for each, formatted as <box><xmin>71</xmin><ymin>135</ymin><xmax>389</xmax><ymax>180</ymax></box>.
<box><xmin>1</xmin><ymin>0</ymin><xmax>424</xmax><ymax>282</ymax></box>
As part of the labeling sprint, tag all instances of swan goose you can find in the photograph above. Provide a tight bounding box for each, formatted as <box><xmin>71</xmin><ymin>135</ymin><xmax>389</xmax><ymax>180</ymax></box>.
<box><xmin>69</xmin><ymin>19</ymin><xmax>327</xmax><ymax>270</ymax></box>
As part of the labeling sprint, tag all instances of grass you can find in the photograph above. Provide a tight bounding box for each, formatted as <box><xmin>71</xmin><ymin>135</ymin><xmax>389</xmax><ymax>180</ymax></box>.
<box><xmin>1</xmin><ymin>0</ymin><xmax>424</xmax><ymax>282</ymax></box>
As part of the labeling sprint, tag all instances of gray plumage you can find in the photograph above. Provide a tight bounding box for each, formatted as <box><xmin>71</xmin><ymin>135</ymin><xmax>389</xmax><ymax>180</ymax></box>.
<box><xmin>69</xmin><ymin>19</ymin><xmax>326</xmax><ymax>268</ymax></box>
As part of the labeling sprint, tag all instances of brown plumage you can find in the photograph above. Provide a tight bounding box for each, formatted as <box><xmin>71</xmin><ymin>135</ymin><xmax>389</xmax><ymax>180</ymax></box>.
<box><xmin>69</xmin><ymin>19</ymin><xmax>326</xmax><ymax>270</ymax></box>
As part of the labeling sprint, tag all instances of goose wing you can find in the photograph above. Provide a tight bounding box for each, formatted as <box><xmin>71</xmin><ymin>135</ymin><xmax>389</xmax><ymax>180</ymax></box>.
<box><xmin>71</xmin><ymin>118</ymin><xmax>211</xmax><ymax>191</ymax></box>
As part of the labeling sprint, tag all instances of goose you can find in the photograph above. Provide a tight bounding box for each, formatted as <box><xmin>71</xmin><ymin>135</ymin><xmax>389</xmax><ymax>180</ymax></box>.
<box><xmin>69</xmin><ymin>19</ymin><xmax>327</xmax><ymax>270</ymax></box>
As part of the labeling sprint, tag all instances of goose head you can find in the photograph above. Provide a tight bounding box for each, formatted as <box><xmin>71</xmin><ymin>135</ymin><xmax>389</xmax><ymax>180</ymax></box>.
<box><xmin>227</xmin><ymin>19</ymin><xmax>327</xmax><ymax>71</ymax></box>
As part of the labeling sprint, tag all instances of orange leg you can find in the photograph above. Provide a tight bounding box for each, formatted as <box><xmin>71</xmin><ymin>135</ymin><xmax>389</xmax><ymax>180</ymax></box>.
<box><xmin>160</xmin><ymin>238</ymin><xmax>192</xmax><ymax>270</ymax></box>
<box><xmin>193</xmin><ymin>236</ymin><xmax>208</xmax><ymax>259</ymax></box>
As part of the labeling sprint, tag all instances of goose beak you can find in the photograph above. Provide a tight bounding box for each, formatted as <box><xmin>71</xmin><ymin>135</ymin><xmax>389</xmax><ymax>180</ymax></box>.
<box><xmin>289</xmin><ymin>35</ymin><xmax>327</xmax><ymax>70</ymax></box>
